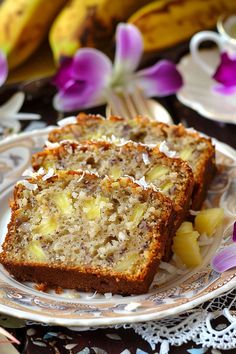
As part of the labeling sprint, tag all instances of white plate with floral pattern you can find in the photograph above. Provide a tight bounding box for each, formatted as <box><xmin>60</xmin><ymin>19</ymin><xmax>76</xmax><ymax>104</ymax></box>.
<box><xmin>0</xmin><ymin>127</ymin><xmax>235</xmax><ymax>327</ymax></box>
<box><xmin>177</xmin><ymin>48</ymin><xmax>236</xmax><ymax>124</ymax></box>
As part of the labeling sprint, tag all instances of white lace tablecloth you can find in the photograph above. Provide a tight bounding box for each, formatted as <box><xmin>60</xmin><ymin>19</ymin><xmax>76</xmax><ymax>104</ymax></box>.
<box><xmin>119</xmin><ymin>287</ymin><xmax>236</xmax><ymax>352</ymax></box>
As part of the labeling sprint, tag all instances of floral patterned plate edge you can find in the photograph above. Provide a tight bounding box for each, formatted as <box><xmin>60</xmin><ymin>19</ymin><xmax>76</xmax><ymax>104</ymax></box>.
<box><xmin>0</xmin><ymin>127</ymin><xmax>235</xmax><ymax>327</ymax></box>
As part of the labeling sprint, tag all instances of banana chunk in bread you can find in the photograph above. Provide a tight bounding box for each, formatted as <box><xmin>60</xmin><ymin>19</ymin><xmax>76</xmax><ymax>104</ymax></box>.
<box><xmin>48</xmin><ymin>113</ymin><xmax>216</xmax><ymax>210</ymax></box>
<box><xmin>0</xmin><ymin>171</ymin><xmax>174</xmax><ymax>295</ymax></box>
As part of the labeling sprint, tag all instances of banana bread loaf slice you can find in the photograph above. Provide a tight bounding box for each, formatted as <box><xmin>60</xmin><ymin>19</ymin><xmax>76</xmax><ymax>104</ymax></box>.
<box><xmin>0</xmin><ymin>170</ymin><xmax>174</xmax><ymax>295</ymax></box>
<box><xmin>32</xmin><ymin>140</ymin><xmax>194</xmax><ymax>260</ymax></box>
<box><xmin>48</xmin><ymin>113</ymin><xmax>216</xmax><ymax>210</ymax></box>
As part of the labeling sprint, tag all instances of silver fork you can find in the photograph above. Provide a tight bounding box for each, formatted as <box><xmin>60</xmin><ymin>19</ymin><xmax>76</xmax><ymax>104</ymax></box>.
<box><xmin>106</xmin><ymin>87</ymin><xmax>173</xmax><ymax>125</ymax></box>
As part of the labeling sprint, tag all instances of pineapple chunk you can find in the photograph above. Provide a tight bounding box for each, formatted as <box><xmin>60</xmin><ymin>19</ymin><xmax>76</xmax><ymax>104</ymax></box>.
<box><xmin>175</xmin><ymin>230</ymin><xmax>200</xmax><ymax>240</ymax></box>
<box><xmin>110</xmin><ymin>166</ymin><xmax>122</xmax><ymax>180</ymax></box>
<box><xmin>83</xmin><ymin>195</ymin><xmax>109</xmax><ymax>220</ymax></box>
<box><xmin>176</xmin><ymin>221</ymin><xmax>194</xmax><ymax>236</ymax></box>
<box><xmin>160</xmin><ymin>181</ymin><xmax>173</xmax><ymax>192</ymax></box>
<box><xmin>179</xmin><ymin>147</ymin><xmax>193</xmax><ymax>161</ymax></box>
<box><xmin>115</xmin><ymin>252</ymin><xmax>139</xmax><ymax>272</ymax></box>
<box><xmin>28</xmin><ymin>241</ymin><xmax>46</xmax><ymax>261</ymax></box>
<box><xmin>127</xmin><ymin>119</ymin><xmax>137</xmax><ymax>128</ymax></box>
<box><xmin>172</xmin><ymin>232</ymin><xmax>202</xmax><ymax>267</ymax></box>
<box><xmin>87</xmin><ymin>130</ymin><xmax>102</xmax><ymax>140</ymax></box>
<box><xmin>129</xmin><ymin>203</ymin><xmax>147</xmax><ymax>226</ymax></box>
<box><xmin>145</xmin><ymin>165</ymin><xmax>169</xmax><ymax>182</ymax></box>
<box><xmin>33</xmin><ymin>217</ymin><xmax>57</xmax><ymax>236</ymax></box>
<box><xmin>194</xmin><ymin>208</ymin><xmax>224</xmax><ymax>236</ymax></box>
<box><xmin>53</xmin><ymin>192</ymin><xmax>74</xmax><ymax>214</ymax></box>
<box><xmin>43</xmin><ymin>160</ymin><xmax>55</xmax><ymax>170</ymax></box>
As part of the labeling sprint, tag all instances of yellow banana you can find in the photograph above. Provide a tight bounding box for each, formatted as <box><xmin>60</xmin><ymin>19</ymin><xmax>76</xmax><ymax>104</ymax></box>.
<box><xmin>0</xmin><ymin>0</ymin><xmax>67</xmax><ymax>69</ymax></box>
<box><xmin>128</xmin><ymin>0</ymin><xmax>236</xmax><ymax>53</ymax></box>
<box><xmin>49</xmin><ymin>0</ymin><xmax>154</xmax><ymax>64</ymax></box>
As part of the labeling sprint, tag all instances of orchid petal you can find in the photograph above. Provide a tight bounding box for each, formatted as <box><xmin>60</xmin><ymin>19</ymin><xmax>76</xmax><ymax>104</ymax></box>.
<box><xmin>0</xmin><ymin>50</ymin><xmax>8</xmax><ymax>86</ymax></box>
<box><xmin>213</xmin><ymin>52</ymin><xmax>236</xmax><ymax>87</ymax></box>
<box><xmin>211</xmin><ymin>243</ymin><xmax>236</xmax><ymax>273</ymax></box>
<box><xmin>114</xmin><ymin>23</ymin><xmax>143</xmax><ymax>75</ymax></box>
<box><xmin>72</xmin><ymin>48</ymin><xmax>112</xmax><ymax>84</ymax></box>
<box><xmin>53</xmin><ymin>81</ymin><xmax>106</xmax><ymax>112</ymax></box>
<box><xmin>52</xmin><ymin>58</ymin><xmax>73</xmax><ymax>91</ymax></box>
<box><xmin>213</xmin><ymin>84</ymin><xmax>236</xmax><ymax>95</ymax></box>
<box><xmin>136</xmin><ymin>60</ymin><xmax>183</xmax><ymax>97</ymax></box>
<box><xmin>53</xmin><ymin>49</ymin><xmax>112</xmax><ymax>112</ymax></box>
<box><xmin>233</xmin><ymin>222</ymin><xmax>236</xmax><ymax>242</ymax></box>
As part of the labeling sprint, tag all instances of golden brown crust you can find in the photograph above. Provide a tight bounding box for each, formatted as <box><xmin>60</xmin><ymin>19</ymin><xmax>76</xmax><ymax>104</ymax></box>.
<box><xmin>1</xmin><ymin>261</ymin><xmax>156</xmax><ymax>295</ymax></box>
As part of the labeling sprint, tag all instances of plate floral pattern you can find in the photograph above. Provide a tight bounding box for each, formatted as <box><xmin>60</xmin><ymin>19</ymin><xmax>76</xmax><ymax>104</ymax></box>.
<box><xmin>0</xmin><ymin>128</ymin><xmax>235</xmax><ymax>327</ymax></box>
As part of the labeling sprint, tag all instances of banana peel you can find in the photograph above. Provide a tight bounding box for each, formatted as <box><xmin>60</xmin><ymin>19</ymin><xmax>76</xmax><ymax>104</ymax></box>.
<box><xmin>0</xmin><ymin>0</ymin><xmax>67</xmax><ymax>69</ymax></box>
<box><xmin>128</xmin><ymin>0</ymin><xmax>236</xmax><ymax>53</ymax></box>
<box><xmin>49</xmin><ymin>0</ymin><xmax>154</xmax><ymax>64</ymax></box>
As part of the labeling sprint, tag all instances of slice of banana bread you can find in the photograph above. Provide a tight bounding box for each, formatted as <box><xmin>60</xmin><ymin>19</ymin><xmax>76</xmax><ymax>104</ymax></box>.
<box><xmin>32</xmin><ymin>140</ymin><xmax>194</xmax><ymax>260</ymax></box>
<box><xmin>0</xmin><ymin>170</ymin><xmax>174</xmax><ymax>295</ymax></box>
<box><xmin>48</xmin><ymin>113</ymin><xmax>216</xmax><ymax>210</ymax></box>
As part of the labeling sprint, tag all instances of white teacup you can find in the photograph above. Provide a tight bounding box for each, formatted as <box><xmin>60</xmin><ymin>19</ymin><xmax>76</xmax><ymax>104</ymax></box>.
<box><xmin>190</xmin><ymin>14</ymin><xmax>236</xmax><ymax>76</ymax></box>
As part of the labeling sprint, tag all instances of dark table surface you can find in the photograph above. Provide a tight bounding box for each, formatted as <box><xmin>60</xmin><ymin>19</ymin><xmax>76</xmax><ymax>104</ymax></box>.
<box><xmin>1</xmin><ymin>40</ymin><xmax>236</xmax><ymax>353</ymax></box>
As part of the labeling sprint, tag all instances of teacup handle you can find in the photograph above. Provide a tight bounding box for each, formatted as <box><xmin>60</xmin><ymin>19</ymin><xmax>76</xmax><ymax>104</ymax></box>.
<box><xmin>190</xmin><ymin>31</ymin><xmax>224</xmax><ymax>75</ymax></box>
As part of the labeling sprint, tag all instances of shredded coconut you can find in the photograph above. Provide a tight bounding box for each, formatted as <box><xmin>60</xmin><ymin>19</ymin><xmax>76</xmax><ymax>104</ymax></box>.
<box><xmin>57</xmin><ymin>116</ymin><xmax>77</xmax><ymax>127</ymax></box>
<box><xmin>125</xmin><ymin>175</ymin><xmax>159</xmax><ymax>192</ymax></box>
<box><xmin>186</xmin><ymin>127</ymin><xmax>197</xmax><ymax>133</ymax></box>
<box><xmin>18</xmin><ymin>180</ymin><xmax>38</xmax><ymax>191</ymax></box>
<box><xmin>83</xmin><ymin>169</ymin><xmax>99</xmax><ymax>177</ymax></box>
<box><xmin>22</xmin><ymin>168</ymin><xmax>35</xmax><ymax>178</ymax></box>
<box><xmin>124</xmin><ymin>302</ymin><xmax>141</xmax><ymax>311</ymax></box>
<box><xmin>198</xmin><ymin>233</ymin><xmax>213</xmax><ymax>246</ymax></box>
<box><xmin>22</xmin><ymin>167</ymin><xmax>48</xmax><ymax>179</ymax></box>
<box><xmin>37</xmin><ymin>167</ymin><xmax>46</xmax><ymax>175</ymax></box>
<box><xmin>45</xmin><ymin>141</ymin><xmax>60</xmax><ymax>149</ymax></box>
<box><xmin>142</xmin><ymin>153</ymin><xmax>150</xmax><ymax>165</ymax></box>
<box><xmin>97</xmin><ymin>134</ymin><xmax>127</xmax><ymax>145</ymax></box>
<box><xmin>159</xmin><ymin>261</ymin><xmax>179</xmax><ymax>274</ymax></box>
<box><xmin>118</xmin><ymin>231</ymin><xmax>126</xmax><ymax>241</ymax></box>
<box><xmin>136</xmin><ymin>176</ymin><xmax>149</xmax><ymax>189</ymax></box>
<box><xmin>189</xmin><ymin>209</ymin><xmax>200</xmax><ymax>216</ymax></box>
<box><xmin>159</xmin><ymin>141</ymin><xmax>177</xmax><ymax>158</ymax></box>
<box><xmin>42</xmin><ymin>168</ymin><xmax>56</xmax><ymax>181</ymax></box>
<box><xmin>86</xmin><ymin>291</ymin><xmax>98</xmax><ymax>300</ymax></box>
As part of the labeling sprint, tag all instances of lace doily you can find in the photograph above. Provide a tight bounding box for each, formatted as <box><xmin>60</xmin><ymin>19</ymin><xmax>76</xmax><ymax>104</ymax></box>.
<box><xmin>122</xmin><ymin>287</ymin><xmax>236</xmax><ymax>352</ymax></box>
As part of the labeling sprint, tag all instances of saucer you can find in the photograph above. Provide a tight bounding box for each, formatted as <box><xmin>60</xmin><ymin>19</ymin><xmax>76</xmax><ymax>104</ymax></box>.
<box><xmin>177</xmin><ymin>48</ymin><xmax>236</xmax><ymax>124</ymax></box>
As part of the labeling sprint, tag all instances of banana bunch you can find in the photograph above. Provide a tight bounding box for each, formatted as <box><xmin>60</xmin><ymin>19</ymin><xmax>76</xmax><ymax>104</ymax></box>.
<box><xmin>49</xmin><ymin>0</ymin><xmax>154</xmax><ymax>64</ymax></box>
<box><xmin>2</xmin><ymin>0</ymin><xmax>236</xmax><ymax>71</ymax></box>
<box><xmin>128</xmin><ymin>0</ymin><xmax>236</xmax><ymax>53</ymax></box>
<box><xmin>0</xmin><ymin>0</ymin><xmax>67</xmax><ymax>69</ymax></box>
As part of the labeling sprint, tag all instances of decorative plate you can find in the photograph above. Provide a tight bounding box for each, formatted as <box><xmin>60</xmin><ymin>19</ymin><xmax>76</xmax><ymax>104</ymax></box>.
<box><xmin>0</xmin><ymin>128</ymin><xmax>236</xmax><ymax>327</ymax></box>
<box><xmin>177</xmin><ymin>48</ymin><xmax>236</xmax><ymax>124</ymax></box>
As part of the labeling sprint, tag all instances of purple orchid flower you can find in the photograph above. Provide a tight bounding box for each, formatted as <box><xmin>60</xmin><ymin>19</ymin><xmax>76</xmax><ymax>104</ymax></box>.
<box><xmin>0</xmin><ymin>50</ymin><xmax>8</xmax><ymax>86</ymax></box>
<box><xmin>213</xmin><ymin>52</ymin><xmax>236</xmax><ymax>95</ymax></box>
<box><xmin>53</xmin><ymin>23</ymin><xmax>183</xmax><ymax>112</ymax></box>
<box><xmin>211</xmin><ymin>221</ymin><xmax>236</xmax><ymax>273</ymax></box>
